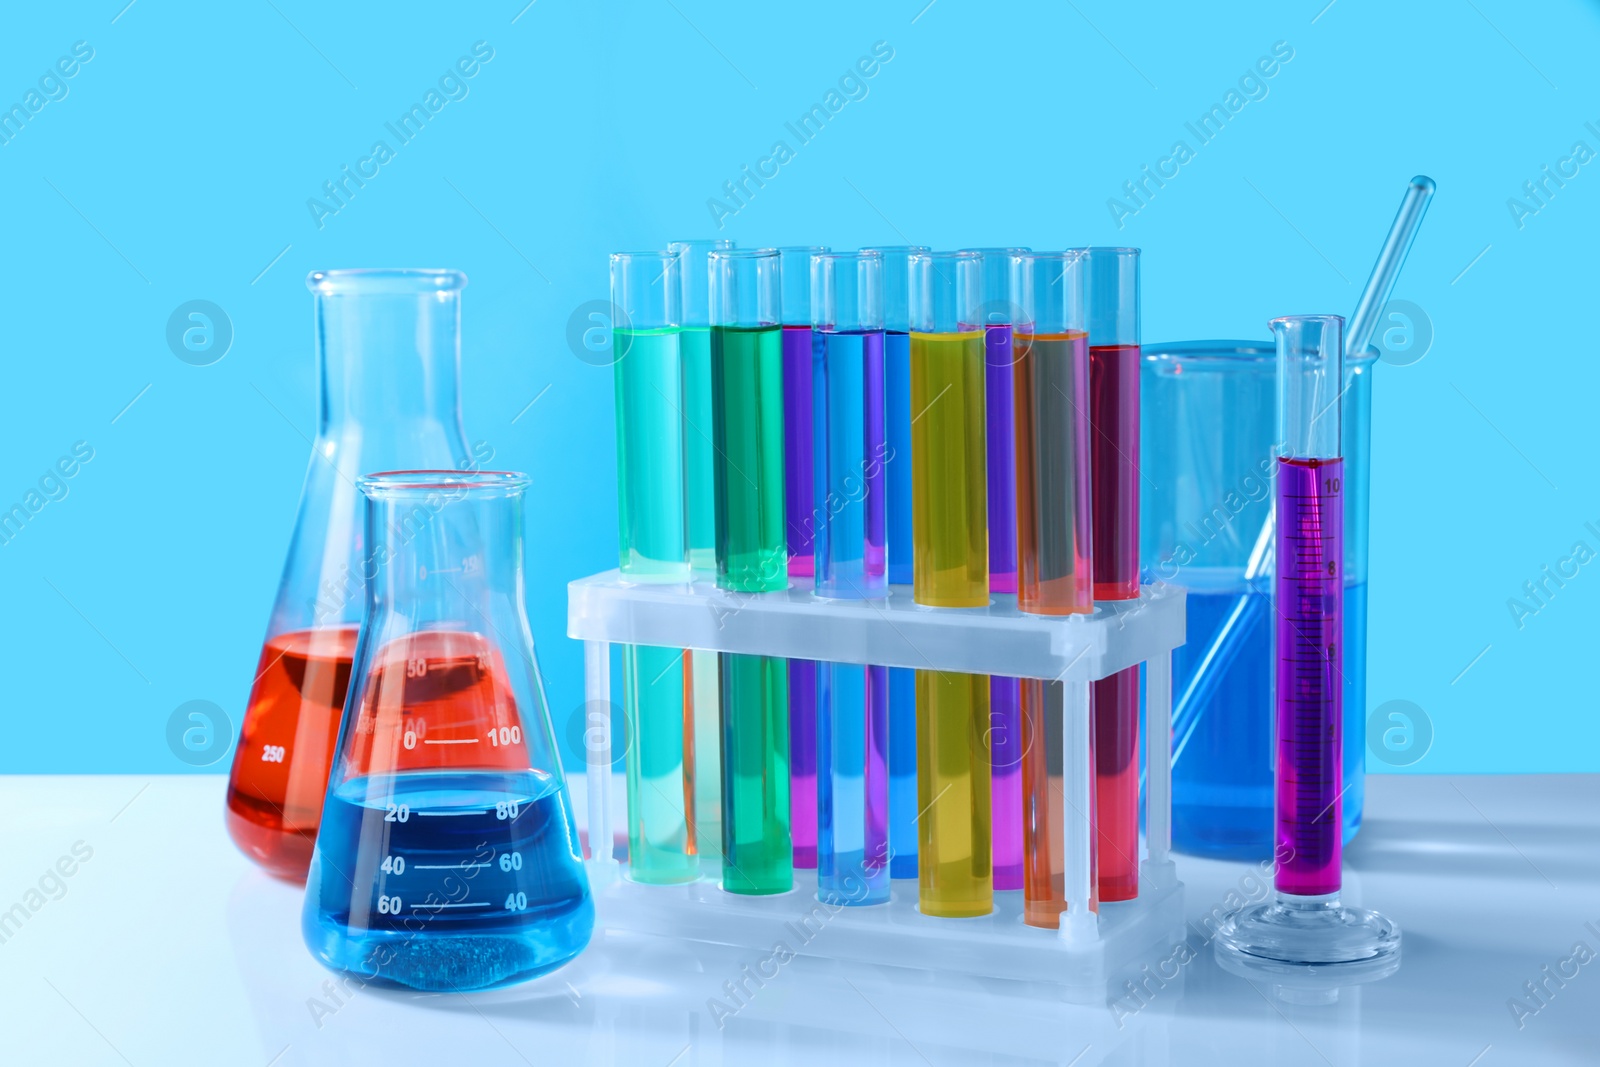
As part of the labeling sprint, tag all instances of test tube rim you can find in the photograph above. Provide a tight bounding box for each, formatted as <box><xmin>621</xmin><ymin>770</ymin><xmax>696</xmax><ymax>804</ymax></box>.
<box><xmin>358</xmin><ymin>469</ymin><xmax>531</xmax><ymax>497</ymax></box>
<box><xmin>307</xmin><ymin>268</ymin><xmax>466</xmax><ymax>294</ymax></box>
<box><xmin>709</xmin><ymin>248</ymin><xmax>779</xmax><ymax>261</ymax></box>
<box><xmin>859</xmin><ymin>244</ymin><xmax>932</xmax><ymax>255</ymax></box>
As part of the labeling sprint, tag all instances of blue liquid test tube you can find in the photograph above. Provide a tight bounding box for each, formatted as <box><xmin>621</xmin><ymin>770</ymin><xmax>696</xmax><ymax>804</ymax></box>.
<box><xmin>862</xmin><ymin>244</ymin><xmax>927</xmax><ymax>879</ymax></box>
<box><xmin>812</xmin><ymin>251</ymin><xmax>889</xmax><ymax>905</ymax></box>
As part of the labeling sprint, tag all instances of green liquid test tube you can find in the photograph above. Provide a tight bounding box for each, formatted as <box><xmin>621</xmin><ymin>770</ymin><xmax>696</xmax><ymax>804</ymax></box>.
<box><xmin>710</xmin><ymin>247</ymin><xmax>791</xmax><ymax>894</ymax></box>
<box><xmin>909</xmin><ymin>250</ymin><xmax>992</xmax><ymax>916</ymax></box>
<box><xmin>611</xmin><ymin>250</ymin><xmax>695</xmax><ymax>884</ymax></box>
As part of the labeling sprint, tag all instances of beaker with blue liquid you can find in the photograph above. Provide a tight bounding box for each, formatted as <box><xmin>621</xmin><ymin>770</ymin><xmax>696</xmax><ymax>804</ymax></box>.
<box><xmin>1141</xmin><ymin>341</ymin><xmax>1374</xmax><ymax>859</ymax></box>
<box><xmin>303</xmin><ymin>470</ymin><xmax>593</xmax><ymax>992</ymax></box>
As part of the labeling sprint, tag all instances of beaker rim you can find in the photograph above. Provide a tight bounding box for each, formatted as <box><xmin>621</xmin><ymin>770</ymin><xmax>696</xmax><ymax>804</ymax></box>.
<box><xmin>307</xmin><ymin>268</ymin><xmax>467</xmax><ymax>295</ymax></box>
<box><xmin>1144</xmin><ymin>339</ymin><xmax>1379</xmax><ymax>366</ymax></box>
<box><xmin>359</xmin><ymin>469</ymin><xmax>530</xmax><ymax>497</ymax></box>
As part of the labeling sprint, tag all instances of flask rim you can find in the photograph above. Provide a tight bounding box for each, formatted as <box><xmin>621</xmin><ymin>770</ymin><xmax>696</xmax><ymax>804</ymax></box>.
<box><xmin>307</xmin><ymin>268</ymin><xmax>467</xmax><ymax>295</ymax></box>
<box><xmin>358</xmin><ymin>469</ymin><xmax>528</xmax><ymax>497</ymax></box>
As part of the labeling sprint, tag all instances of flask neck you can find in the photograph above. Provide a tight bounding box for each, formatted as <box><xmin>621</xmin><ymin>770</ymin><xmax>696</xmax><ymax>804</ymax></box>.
<box><xmin>316</xmin><ymin>290</ymin><xmax>467</xmax><ymax>441</ymax></box>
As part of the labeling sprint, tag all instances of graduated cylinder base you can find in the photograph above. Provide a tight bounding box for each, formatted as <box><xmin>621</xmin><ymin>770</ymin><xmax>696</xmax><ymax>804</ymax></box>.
<box><xmin>917</xmin><ymin>670</ymin><xmax>991</xmax><ymax>918</ymax></box>
<box><xmin>1213</xmin><ymin>892</ymin><xmax>1401</xmax><ymax>979</ymax></box>
<box><xmin>719</xmin><ymin>653</ymin><xmax>792</xmax><ymax>895</ymax></box>
<box><xmin>622</xmin><ymin>644</ymin><xmax>697</xmax><ymax>885</ymax></box>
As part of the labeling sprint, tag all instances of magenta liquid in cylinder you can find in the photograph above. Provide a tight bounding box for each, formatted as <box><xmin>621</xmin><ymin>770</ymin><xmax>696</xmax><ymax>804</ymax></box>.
<box><xmin>1273</xmin><ymin>455</ymin><xmax>1344</xmax><ymax>898</ymax></box>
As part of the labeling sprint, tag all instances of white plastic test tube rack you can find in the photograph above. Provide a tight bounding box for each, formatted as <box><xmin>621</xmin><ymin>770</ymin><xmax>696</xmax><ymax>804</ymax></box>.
<box><xmin>567</xmin><ymin>572</ymin><xmax>1186</xmax><ymax>994</ymax></box>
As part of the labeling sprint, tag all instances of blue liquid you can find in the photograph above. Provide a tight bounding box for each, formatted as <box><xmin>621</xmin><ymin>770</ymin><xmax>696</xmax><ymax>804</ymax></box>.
<box><xmin>304</xmin><ymin>770</ymin><xmax>593</xmax><ymax>991</ymax></box>
<box><xmin>1170</xmin><ymin>584</ymin><xmax>1366</xmax><ymax>859</ymax></box>
<box><xmin>885</xmin><ymin>331</ymin><xmax>913</xmax><ymax>585</ymax></box>
<box><xmin>888</xmin><ymin>666</ymin><xmax>918</xmax><ymax>878</ymax></box>
<box><xmin>813</xmin><ymin>328</ymin><xmax>887</xmax><ymax>597</ymax></box>
<box><xmin>817</xmin><ymin>662</ymin><xmax>890</xmax><ymax>905</ymax></box>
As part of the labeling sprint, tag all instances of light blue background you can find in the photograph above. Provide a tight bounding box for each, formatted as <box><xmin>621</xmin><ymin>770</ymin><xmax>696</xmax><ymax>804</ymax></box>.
<box><xmin>1</xmin><ymin>1</ymin><xmax>1594</xmax><ymax>774</ymax></box>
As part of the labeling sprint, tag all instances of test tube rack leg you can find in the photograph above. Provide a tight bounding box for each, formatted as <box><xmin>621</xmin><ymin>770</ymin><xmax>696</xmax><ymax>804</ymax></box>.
<box><xmin>568</xmin><ymin>572</ymin><xmax>1186</xmax><ymax>999</ymax></box>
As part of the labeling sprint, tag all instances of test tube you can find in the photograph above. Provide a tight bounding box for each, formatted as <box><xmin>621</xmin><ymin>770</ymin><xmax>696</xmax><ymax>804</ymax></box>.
<box><xmin>909</xmin><ymin>251</ymin><xmax>988</xmax><ymax>608</ymax></box>
<box><xmin>670</xmin><ymin>237</ymin><xmax>732</xmax><ymax>877</ymax></box>
<box><xmin>610</xmin><ymin>251</ymin><xmax>695</xmax><ymax>884</ymax></box>
<box><xmin>779</xmin><ymin>245</ymin><xmax>828</xmax><ymax>870</ymax></box>
<box><xmin>710</xmin><ymin>248</ymin><xmax>791</xmax><ymax>895</ymax></box>
<box><xmin>909</xmin><ymin>250</ymin><xmax>991</xmax><ymax>917</ymax></box>
<box><xmin>965</xmin><ymin>246</ymin><xmax>1028</xmax><ymax>893</ymax></box>
<box><xmin>671</xmin><ymin>238</ymin><xmax>734</xmax><ymax>574</ymax></box>
<box><xmin>1086</xmin><ymin>246</ymin><xmax>1141</xmax><ymax>902</ymax></box>
<box><xmin>1013</xmin><ymin>252</ymin><xmax>1095</xmax><ymax>927</ymax></box>
<box><xmin>610</xmin><ymin>251</ymin><xmax>688</xmax><ymax>583</ymax></box>
<box><xmin>859</xmin><ymin>244</ymin><xmax>928</xmax><ymax>880</ymax></box>
<box><xmin>812</xmin><ymin>251</ymin><xmax>889</xmax><ymax>905</ymax></box>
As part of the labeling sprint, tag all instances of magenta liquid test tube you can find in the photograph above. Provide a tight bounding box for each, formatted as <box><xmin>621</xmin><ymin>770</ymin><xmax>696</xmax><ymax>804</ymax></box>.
<box><xmin>1213</xmin><ymin>314</ymin><xmax>1400</xmax><ymax>975</ymax></box>
<box><xmin>812</xmin><ymin>251</ymin><xmax>889</xmax><ymax>905</ymax></box>
<box><xmin>780</xmin><ymin>245</ymin><xmax>828</xmax><ymax>869</ymax></box>
<box><xmin>963</xmin><ymin>247</ymin><xmax>1028</xmax><ymax>891</ymax></box>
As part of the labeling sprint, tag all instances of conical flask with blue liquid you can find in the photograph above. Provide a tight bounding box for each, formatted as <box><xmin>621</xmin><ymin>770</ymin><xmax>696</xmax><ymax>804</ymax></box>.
<box><xmin>302</xmin><ymin>470</ymin><xmax>593</xmax><ymax>992</ymax></box>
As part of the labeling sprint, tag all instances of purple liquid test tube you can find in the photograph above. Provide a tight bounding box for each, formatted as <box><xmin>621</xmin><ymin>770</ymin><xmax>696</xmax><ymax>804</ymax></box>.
<box><xmin>780</xmin><ymin>245</ymin><xmax>828</xmax><ymax>869</ymax></box>
<box><xmin>965</xmin><ymin>247</ymin><xmax>1028</xmax><ymax>890</ymax></box>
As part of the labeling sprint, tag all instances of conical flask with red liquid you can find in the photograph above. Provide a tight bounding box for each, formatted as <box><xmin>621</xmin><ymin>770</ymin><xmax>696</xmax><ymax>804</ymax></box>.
<box><xmin>226</xmin><ymin>270</ymin><xmax>478</xmax><ymax>881</ymax></box>
<box><xmin>302</xmin><ymin>471</ymin><xmax>593</xmax><ymax>992</ymax></box>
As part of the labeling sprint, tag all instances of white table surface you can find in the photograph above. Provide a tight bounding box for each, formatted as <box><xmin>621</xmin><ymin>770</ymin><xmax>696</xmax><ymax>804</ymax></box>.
<box><xmin>2</xmin><ymin>772</ymin><xmax>1596</xmax><ymax>1066</ymax></box>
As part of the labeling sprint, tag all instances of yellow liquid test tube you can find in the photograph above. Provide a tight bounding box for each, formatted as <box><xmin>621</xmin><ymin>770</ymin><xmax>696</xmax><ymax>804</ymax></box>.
<box><xmin>909</xmin><ymin>329</ymin><xmax>988</xmax><ymax>608</ymax></box>
<box><xmin>916</xmin><ymin>670</ymin><xmax>992</xmax><ymax>917</ymax></box>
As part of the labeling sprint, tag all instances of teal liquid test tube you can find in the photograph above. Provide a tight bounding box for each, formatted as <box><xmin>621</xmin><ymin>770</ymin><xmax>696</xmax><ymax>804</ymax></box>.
<box><xmin>610</xmin><ymin>251</ymin><xmax>696</xmax><ymax>883</ymax></box>
<box><xmin>812</xmin><ymin>251</ymin><xmax>889</xmax><ymax>906</ymax></box>
<box><xmin>671</xmin><ymin>238</ymin><xmax>732</xmax><ymax>877</ymax></box>
<box><xmin>862</xmin><ymin>245</ymin><xmax>928</xmax><ymax>880</ymax></box>
<box><xmin>710</xmin><ymin>247</ymin><xmax>791</xmax><ymax>895</ymax></box>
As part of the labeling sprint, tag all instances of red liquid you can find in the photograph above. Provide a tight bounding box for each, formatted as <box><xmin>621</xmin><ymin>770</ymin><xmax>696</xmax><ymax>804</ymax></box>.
<box><xmin>1092</xmin><ymin>670</ymin><xmax>1140</xmax><ymax>901</ymax></box>
<box><xmin>226</xmin><ymin>629</ymin><xmax>530</xmax><ymax>882</ymax></box>
<box><xmin>1088</xmin><ymin>344</ymin><xmax>1140</xmax><ymax>600</ymax></box>
<box><xmin>1088</xmin><ymin>343</ymin><xmax>1141</xmax><ymax>901</ymax></box>
<box><xmin>342</xmin><ymin>630</ymin><xmax>529</xmax><ymax>780</ymax></box>
<box><xmin>226</xmin><ymin>628</ymin><xmax>359</xmax><ymax>881</ymax></box>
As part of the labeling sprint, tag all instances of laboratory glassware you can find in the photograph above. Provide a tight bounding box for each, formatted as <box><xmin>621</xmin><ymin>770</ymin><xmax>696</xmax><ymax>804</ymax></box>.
<box><xmin>1085</xmin><ymin>247</ymin><xmax>1142</xmax><ymax>902</ymax></box>
<box><xmin>226</xmin><ymin>268</ymin><xmax>476</xmax><ymax>882</ymax></box>
<box><xmin>1012</xmin><ymin>251</ymin><xmax>1095</xmax><ymax>927</ymax></box>
<box><xmin>909</xmin><ymin>250</ymin><xmax>991</xmax><ymax>918</ymax></box>
<box><xmin>1146</xmin><ymin>176</ymin><xmax>1432</xmax><ymax>858</ymax></box>
<box><xmin>858</xmin><ymin>244</ymin><xmax>928</xmax><ymax>880</ymax></box>
<box><xmin>671</xmin><ymin>239</ymin><xmax>735</xmax><ymax>575</ymax></box>
<box><xmin>303</xmin><ymin>470</ymin><xmax>593</xmax><ymax>992</ymax></box>
<box><xmin>1213</xmin><ymin>315</ymin><xmax>1400</xmax><ymax>975</ymax></box>
<box><xmin>669</xmin><ymin>238</ymin><xmax>733</xmax><ymax>879</ymax></box>
<box><xmin>963</xmin><ymin>246</ymin><xmax>1030</xmax><ymax>893</ymax></box>
<box><xmin>710</xmin><ymin>247</ymin><xmax>792</xmax><ymax>895</ymax></box>
<box><xmin>812</xmin><ymin>251</ymin><xmax>889</xmax><ymax>906</ymax></box>
<box><xmin>611</xmin><ymin>251</ymin><xmax>698</xmax><ymax>884</ymax></box>
<box><xmin>780</xmin><ymin>245</ymin><xmax>828</xmax><ymax>870</ymax></box>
